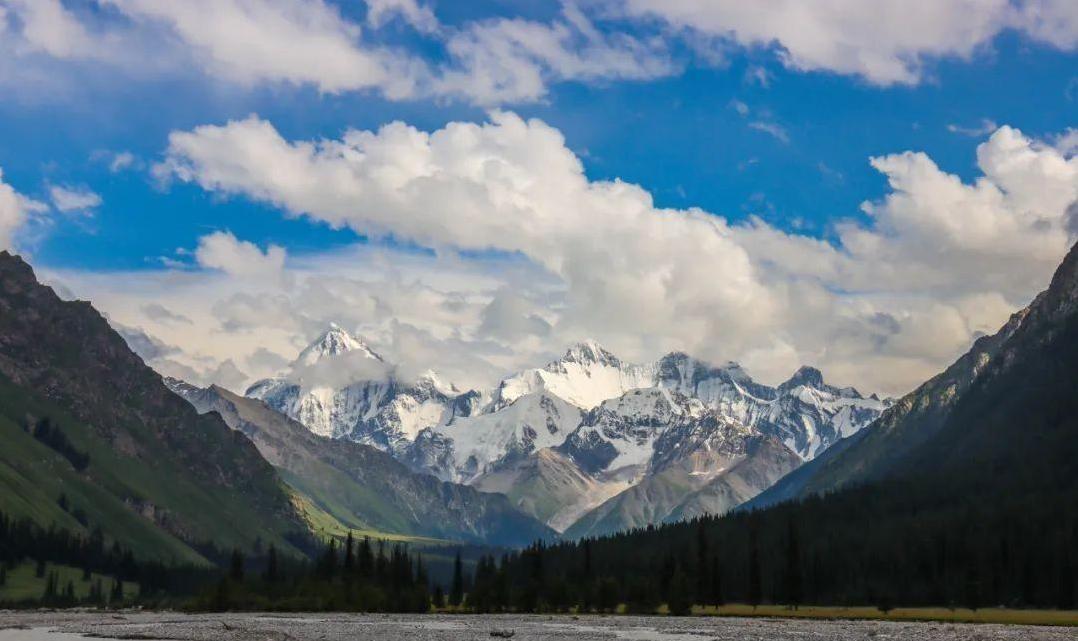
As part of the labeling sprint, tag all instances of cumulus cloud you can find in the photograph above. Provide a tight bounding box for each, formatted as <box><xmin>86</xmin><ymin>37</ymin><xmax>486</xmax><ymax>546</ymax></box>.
<box><xmin>140</xmin><ymin>112</ymin><xmax>1078</xmax><ymax>394</ymax></box>
<box><xmin>48</xmin><ymin>185</ymin><xmax>102</xmax><ymax>213</ymax></box>
<box><xmin>156</xmin><ymin>112</ymin><xmax>778</xmax><ymax>360</ymax></box>
<box><xmin>194</xmin><ymin>230</ymin><xmax>287</xmax><ymax>277</ymax></box>
<box><xmin>1055</xmin><ymin>128</ymin><xmax>1078</xmax><ymax>156</ymax></box>
<box><xmin>0</xmin><ymin>168</ymin><xmax>47</xmax><ymax>250</ymax></box>
<box><xmin>615</xmin><ymin>0</ymin><xmax>1078</xmax><ymax>85</ymax></box>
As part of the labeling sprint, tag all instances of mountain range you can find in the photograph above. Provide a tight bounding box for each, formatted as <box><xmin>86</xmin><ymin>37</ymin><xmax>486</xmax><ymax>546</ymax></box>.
<box><xmin>244</xmin><ymin>328</ymin><xmax>888</xmax><ymax>535</ymax></box>
<box><xmin>490</xmin><ymin>240</ymin><xmax>1078</xmax><ymax>612</ymax></box>
<box><xmin>3</xmin><ymin>232</ymin><xmax>1075</xmax><ymax>598</ymax></box>
<box><xmin>166</xmin><ymin>380</ymin><xmax>552</xmax><ymax>547</ymax></box>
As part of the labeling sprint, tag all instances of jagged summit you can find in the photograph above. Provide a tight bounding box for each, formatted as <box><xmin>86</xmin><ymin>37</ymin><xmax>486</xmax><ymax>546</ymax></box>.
<box><xmin>560</xmin><ymin>339</ymin><xmax>621</xmax><ymax>367</ymax></box>
<box><xmin>780</xmin><ymin>365</ymin><xmax>825</xmax><ymax>391</ymax></box>
<box><xmin>293</xmin><ymin>323</ymin><xmax>382</xmax><ymax>367</ymax></box>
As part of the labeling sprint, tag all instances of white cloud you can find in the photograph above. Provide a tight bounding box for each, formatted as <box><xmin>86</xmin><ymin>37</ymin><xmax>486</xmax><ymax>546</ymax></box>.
<box><xmin>947</xmin><ymin>118</ymin><xmax>999</xmax><ymax>137</ymax></box>
<box><xmin>744</xmin><ymin>65</ymin><xmax>771</xmax><ymax>87</ymax></box>
<box><xmin>108</xmin><ymin>151</ymin><xmax>137</xmax><ymax>172</ymax></box>
<box><xmin>616</xmin><ymin>0</ymin><xmax>1078</xmax><ymax>85</ymax></box>
<box><xmin>3</xmin><ymin>0</ymin><xmax>103</xmax><ymax>60</ymax></box>
<box><xmin>1055</xmin><ymin>128</ymin><xmax>1078</xmax><ymax>156</ymax></box>
<box><xmin>728</xmin><ymin>99</ymin><xmax>788</xmax><ymax>144</ymax></box>
<box><xmin>194</xmin><ymin>230</ymin><xmax>287</xmax><ymax>277</ymax></box>
<box><xmin>748</xmin><ymin>120</ymin><xmax>789</xmax><ymax>143</ymax></box>
<box><xmin>49</xmin><ymin>184</ymin><xmax>102</xmax><ymax>212</ymax></box>
<box><xmin>142</xmin><ymin>113</ymin><xmax>1078</xmax><ymax>395</ymax></box>
<box><xmin>432</xmin><ymin>5</ymin><xmax>676</xmax><ymax>104</ymax></box>
<box><xmin>0</xmin><ymin>167</ymin><xmax>47</xmax><ymax>250</ymax></box>
<box><xmin>99</xmin><ymin>0</ymin><xmax>422</xmax><ymax>97</ymax></box>
<box><xmin>0</xmin><ymin>0</ymin><xmax>673</xmax><ymax>105</ymax></box>
<box><xmin>365</xmin><ymin>0</ymin><xmax>438</xmax><ymax>34</ymax></box>
<box><xmin>4</xmin><ymin>1</ymin><xmax>1073</xmax><ymax>103</ymax></box>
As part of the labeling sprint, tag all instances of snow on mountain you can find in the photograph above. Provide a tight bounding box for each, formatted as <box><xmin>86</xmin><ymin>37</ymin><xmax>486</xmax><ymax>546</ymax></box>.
<box><xmin>294</xmin><ymin>322</ymin><xmax>382</xmax><ymax>367</ymax></box>
<box><xmin>243</xmin><ymin>327</ymin><xmax>886</xmax><ymax>533</ymax></box>
<box><xmin>407</xmin><ymin>391</ymin><xmax>583</xmax><ymax>483</ymax></box>
<box><xmin>245</xmin><ymin>325</ymin><xmax>475</xmax><ymax>448</ymax></box>
<box><xmin>560</xmin><ymin>387</ymin><xmax>708</xmax><ymax>476</ymax></box>
<box><xmin>493</xmin><ymin>340</ymin><xmax>657</xmax><ymax>410</ymax></box>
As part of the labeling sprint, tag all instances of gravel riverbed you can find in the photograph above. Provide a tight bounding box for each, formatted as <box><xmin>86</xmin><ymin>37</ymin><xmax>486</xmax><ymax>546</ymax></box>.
<box><xmin>0</xmin><ymin>611</ymin><xmax>1074</xmax><ymax>641</ymax></box>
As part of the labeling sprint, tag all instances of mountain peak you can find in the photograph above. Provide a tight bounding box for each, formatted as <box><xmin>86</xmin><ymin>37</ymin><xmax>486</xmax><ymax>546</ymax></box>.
<box><xmin>780</xmin><ymin>365</ymin><xmax>825</xmax><ymax>390</ymax></box>
<box><xmin>294</xmin><ymin>324</ymin><xmax>382</xmax><ymax>367</ymax></box>
<box><xmin>562</xmin><ymin>339</ymin><xmax>620</xmax><ymax>367</ymax></box>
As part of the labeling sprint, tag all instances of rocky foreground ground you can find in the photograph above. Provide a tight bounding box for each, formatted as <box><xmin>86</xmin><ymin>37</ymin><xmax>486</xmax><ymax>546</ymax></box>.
<box><xmin>0</xmin><ymin>611</ymin><xmax>1075</xmax><ymax>641</ymax></box>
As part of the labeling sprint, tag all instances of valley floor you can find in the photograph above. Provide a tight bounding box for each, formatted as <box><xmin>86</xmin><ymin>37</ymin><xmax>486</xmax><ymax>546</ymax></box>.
<box><xmin>0</xmin><ymin>611</ymin><xmax>1075</xmax><ymax>641</ymax></box>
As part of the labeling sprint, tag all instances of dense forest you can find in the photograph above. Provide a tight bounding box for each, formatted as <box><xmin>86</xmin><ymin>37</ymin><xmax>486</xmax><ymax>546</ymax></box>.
<box><xmin>3</xmin><ymin>470</ymin><xmax>1076</xmax><ymax>613</ymax></box>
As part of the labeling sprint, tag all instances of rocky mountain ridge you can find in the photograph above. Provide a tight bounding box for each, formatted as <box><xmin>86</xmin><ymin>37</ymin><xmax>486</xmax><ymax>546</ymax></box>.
<box><xmin>244</xmin><ymin>327</ymin><xmax>887</xmax><ymax>534</ymax></box>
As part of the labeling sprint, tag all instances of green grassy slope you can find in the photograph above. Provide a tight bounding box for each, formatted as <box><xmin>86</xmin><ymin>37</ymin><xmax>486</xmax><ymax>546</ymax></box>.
<box><xmin>0</xmin><ymin>251</ymin><xmax>310</xmax><ymax>563</ymax></box>
<box><xmin>0</xmin><ymin>561</ymin><xmax>138</xmax><ymax>602</ymax></box>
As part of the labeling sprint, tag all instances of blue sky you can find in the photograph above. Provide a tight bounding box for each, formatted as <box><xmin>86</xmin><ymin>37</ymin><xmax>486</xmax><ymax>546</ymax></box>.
<box><xmin>0</xmin><ymin>0</ymin><xmax>1075</xmax><ymax>396</ymax></box>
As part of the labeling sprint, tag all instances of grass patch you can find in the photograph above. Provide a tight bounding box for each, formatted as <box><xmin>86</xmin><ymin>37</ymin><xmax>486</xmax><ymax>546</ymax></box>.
<box><xmin>290</xmin><ymin>491</ymin><xmax>455</xmax><ymax>547</ymax></box>
<box><xmin>691</xmin><ymin>603</ymin><xmax>1078</xmax><ymax>626</ymax></box>
<box><xmin>0</xmin><ymin>561</ymin><xmax>137</xmax><ymax>602</ymax></box>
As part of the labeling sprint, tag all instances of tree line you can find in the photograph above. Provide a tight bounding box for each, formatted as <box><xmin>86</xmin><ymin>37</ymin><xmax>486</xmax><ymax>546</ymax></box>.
<box><xmin>196</xmin><ymin>532</ymin><xmax>432</xmax><ymax>612</ymax></box>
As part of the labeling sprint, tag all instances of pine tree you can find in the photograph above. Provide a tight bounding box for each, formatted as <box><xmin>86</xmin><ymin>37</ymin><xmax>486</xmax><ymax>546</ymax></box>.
<box><xmin>696</xmin><ymin>520</ymin><xmax>709</xmax><ymax>604</ymax></box>
<box><xmin>264</xmin><ymin>544</ymin><xmax>279</xmax><ymax>583</ymax></box>
<box><xmin>358</xmin><ymin>536</ymin><xmax>374</xmax><ymax>579</ymax></box>
<box><xmin>321</xmin><ymin>540</ymin><xmax>338</xmax><ymax>580</ymax></box>
<box><xmin>229</xmin><ymin>548</ymin><xmax>245</xmax><ymax>582</ymax></box>
<box><xmin>748</xmin><ymin>526</ymin><xmax>762</xmax><ymax>609</ymax></box>
<box><xmin>344</xmin><ymin>531</ymin><xmax>355</xmax><ymax>576</ymax></box>
<box><xmin>90</xmin><ymin>578</ymin><xmax>104</xmax><ymax>606</ymax></box>
<box><xmin>711</xmin><ymin>555</ymin><xmax>724</xmax><ymax>607</ymax></box>
<box><xmin>42</xmin><ymin>571</ymin><xmax>58</xmax><ymax>603</ymax></box>
<box><xmin>110</xmin><ymin>578</ymin><xmax>124</xmax><ymax>604</ymax></box>
<box><xmin>785</xmin><ymin>520</ymin><xmax>803</xmax><ymax>608</ymax></box>
<box><xmin>449</xmin><ymin>550</ymin><xmax>464</xmax><ymax>607</ymax></box>
<box><xmin>667</xmin><ymin>565</ymin><xmax>692</xmax><ymax>616</ymax></box>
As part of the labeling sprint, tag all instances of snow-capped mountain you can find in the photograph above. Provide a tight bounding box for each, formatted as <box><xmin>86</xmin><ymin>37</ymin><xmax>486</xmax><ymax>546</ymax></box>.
<box><xmin>492</xmin><ymin>340</ymin><xmax>657</xmax><ymax>410</ymax></box>
<box><xmin>246</xmin><ymin>325</ymin><xmax>477</xmax><ymax>449</ymax></box>
<box><xmin>406</xmin><ymin>391</ymin><xmax>583</xmax><ymax>483</ymax></box>
<box><xmin>244</xmin><ymin>327</ymin><xmax>886</xmax><ymax>534</ymax></box>
<box><xmin>560</xmin><ymin>387</ymin><xmax>710</xmax><ymax>476</ymax></box>
<box><xmin>294</xmin><ymin>321</ymin><xmax>382</xmax><ymax>366</ymax></box>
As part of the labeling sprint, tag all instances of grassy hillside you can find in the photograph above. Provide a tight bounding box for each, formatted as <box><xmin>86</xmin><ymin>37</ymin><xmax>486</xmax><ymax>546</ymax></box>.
<box><xmin>0</xmin><ymin>252</ymin><xmax>310</xmax><ymax>563</ymax></box>
<box><xmin>0</xmin><ymin>561</ymin><xmax>137</xmax><ymax>602</ymax></box>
